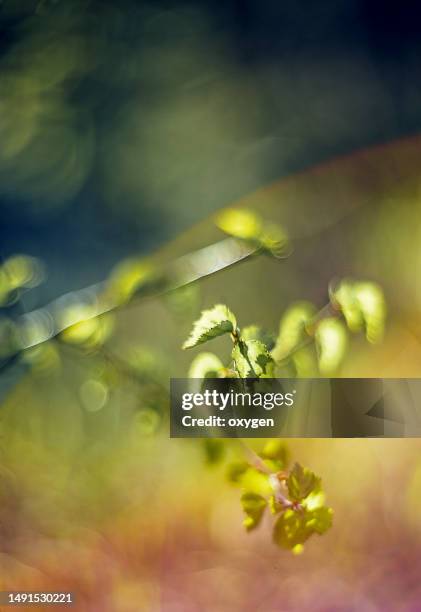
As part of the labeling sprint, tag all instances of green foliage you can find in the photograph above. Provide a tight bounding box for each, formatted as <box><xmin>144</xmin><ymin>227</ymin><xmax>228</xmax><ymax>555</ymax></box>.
<box><xmin>239</xmin><ymin>466</ymin><xmax>274</xmax><ymax>496</ymax></box>
<box><xmin>182</xmin><ymin>304</ymin><xmax>237</xmax><ymax>350</ymax></box>
<box><xmin>215</xmin><ymin>208</ymin><xmax>289</xmax><ymax>258</ymax></box>
<box><xmin>287</xmin><ymin>462</ymin><xmax>320</xmax><ymax>502</ymax></box>
<box><xmin>188</xmin><ymin>352</ymin><xmax>225</xmax><ymax>378</ymax></box>
<box><xmin>183</xmin><ymin>275</ymin><xmax>385</xmax><ymax>554</ymax></box>
<box><xmin>0</xmin><ymin>254</ymin><xmax>44</xmax><ymax>306</ymax></box>
<box><xmin>184</xmin><ymin>274</ymin><xmax>386</xmax><ymax>381</ymax></box>
<box><xmin>106</xmin><ymin>257</ymin><xmax>158</xmax><ymax>305</ymax></box>
<box><xmin>331</xmin><ymin>279</ymin><xmax>363</xmax><ymax>332</ymax></box>
<box><xmin>258</xmin><ymin>222</ymin><xmax>289</xmax><ymax>259</ymax></box>
<box><xmin>353</xmin><ymin>281</ymin><xmax>386</xmax><ymax>343</ymax></box>
<box><xmin>232</xmin><ymin>452</ymin><xmax>332</xmax><ymax>552</ymax></box>
<box><xmin>331</xmin><ymin>279</ymin><xmax>386</xmax><ymax>343</ymax></box>
<box><xmin>0</xmin><ymin>220</ymin><xmax>386</xmax><ymax>560</ymax></box>
<box><xmin>259</xmin><ymin>439</ymin><xmax>290</xmax><ymax>468</ymax></box>
<box><xmin>272</xmin><ymin>301</ymin><xmax>316</xmax><ymax>362</ymax></box>
<box><xmin>232</xmin><ymin>339</ymin><xmax>273</xmax><ymax>378</ymax></box>
<box><xmin>215</xmin><ymin>208</ymin><xmax>262</xmax><ymax>241</ymax></box>
<box><xmin>59</xmin><ymin>309</ymin><xmax>114</xmax><ymax>351</ymax></box>
<box><xmin>241</xmin><ymin>492</ymin><xmax>267</xmax><ymax>531</ymax></box>
<box><xmin>315</xmin><ymin>318</ymin><xmax>348</xmax><ymax>376</ymax></box>
<box><xmin>273</xmin><ymin>505</ymin><xmax>333</xmax><ymax>553</ymax></box>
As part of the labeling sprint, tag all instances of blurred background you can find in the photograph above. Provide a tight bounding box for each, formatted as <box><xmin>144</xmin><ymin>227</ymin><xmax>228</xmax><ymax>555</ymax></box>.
<box><xmin>2</xmin><ymin>1</ymin><xmax>421</xmax><ymax>610</ymax></box>
<box><xmin>2</xmin><ymin>0</ymin><xmax>421</xmax><ymax>296</ymax></box>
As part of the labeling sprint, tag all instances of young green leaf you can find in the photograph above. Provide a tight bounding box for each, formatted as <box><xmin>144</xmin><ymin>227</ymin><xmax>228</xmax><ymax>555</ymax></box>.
<box><xmin>331</xmin><ymin>279</ymin><xmax>386</xmax><ymax>343</ymax></box>
<box><xmin>259</xmin><ymin>440</ymin><xmax>290</xmax><ymax>468</ymax></box>
<box><xmin>107</xmin><ymin>257</ymin><xmax>158</xmax><ymax>305</ymax></box>
<box><xmin>259</xmin><ymin>222</ymin><xmax>289</xmax><ymax>258</ymax></box>
<box><xmin>304</xmin><ymin>506</ymin><xmax>334</xmax><ymax>535</ymax></box>
<box><xmin>241</xmin><ymin>492</ymin><xmax>267</xmax><ymax>531</ymax></box>
<box><xmin>215</xmin><ymin>208</ymin><xmax>262</xmax><ymax>241</ymax></box>
<box><xmin>240</xmin><ymin>467</ymin><xmax>273</xmax><ymax>496</ymax></box>
<box><xmin>273</xmin><ymin>508</ymin><xmax>311</xmax><ymax>550</ymax></box>
<box><xmin>331</xmin><ymin>279</ymin><xmax>364</xmax><ymax>332</ymax></box>
<box><xmin>315</xmin><ymin>317</ymin><xmax>348</xmax><ymax>375</ymax></box>
<box><xmin>272</xmin><ymin>302</ymin><xmax>316</xmax><ymax>362</ymax></box>
<box><xmin>215</xmin><ymin>208</ymin><xmax>289</xmax><ymax>259</ymax></box>
<box><xmin>182</xmin><ymin>305</ymin><xmax>237</xmax><ymax>350</ymax></box>
<box><xmin>354</xmin><ymin>281</ymin><xmax>386</xmax><ymax>344</ymax></box>
<box><xmin>287</xmin><ymin>462</ymin><xmax>320</xmax><ymax>502</ymax></box>
<box><xmin>269</xmin><ymin>494</ymin><xmax>285</xmax><ymax>515</ymax></box>
<box><xmin>273</xmin><ymin>505</ymin><xmax>333</xmax><ymax>551</ymax></box>
<box><xmin>187</xmin><ymin>352</ymin><xmax>224</xmax><ymax>378</ymax></box>
<box><xmin>232</xmin><ymin>339</ymin><xmax>273</xmax><ymax>378</ymax></box>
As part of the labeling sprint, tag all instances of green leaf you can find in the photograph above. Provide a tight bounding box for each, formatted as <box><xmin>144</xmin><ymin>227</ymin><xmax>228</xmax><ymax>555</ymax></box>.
<box><xmin>273</xmin><ymin>508</ymin><xmax>310</xmax><ymax>549</ymax></box>
<box><xmin>259</xmin><ymin>440</ymin><xmax>290</xmax><ymax>468</ymax></box>
<box><xmin>215</xmin><ymin>208</ymin><xmax>262</xmax><ymax>241</ymax></box>
<box><xmin>269</xmin><ymin>495</ymin><xmax>284</xmax><ymax>515</ymax></box>
<box><xmin>273</xmin><ymin>505</ymin><xmax>333</xmax><ymax>550</ymax></box>
<box><xmin>287</xmin><ymin>462</ymin><xmax>320</xmax><ymax>502</ymax></box>
<box><xmin>240</xmin><ymin>492</ymin><xmax>267</xmax><ymax>531</ymax></box>
<box><xmin>188</xmin><ymin>352</ymin><xmax>224</xmax><ymax>378</ymax></box>
<box><xmin>315</xmin><ymin>317</ymin><xmax>348</xmax><ymax>375</ymax></box>
<box><xmin>304</xmin><ymin>506</ymin><xmax>333</xmax><ymax>535</ymax></box>
<box><xmin>259</xmin><ymin>222</ymin><xmax>289</xmax><ymax>258</ymax></box>
<box><xmin>107</xmin><ymin>257</ymin><xmax>158</xmax><ymax>305</ymax></box>
<box><xmin>215</xmin><ymin>209</ymin><xmax>289</xmax><ymax>259</ymax></box>
<box><xmin>332</xmin><ymin>279</ymin><xmax>386</xmax><ymax>343</ymax></box>
<box><xmin>354</xmin><ymin>282</ymin><xmax>386</xmax><ymax>344</ymax></box>
<box><xmin>302</xmin><ymin>489</ymin><xmax>326</xmax><ymax>511</ymax></box>
<box><xmin>241</xmin><ymin>325</ymin><xmax>276</xmax><ymax>350</ymax></box>
<box><xmin>240</xmin><ymin>467</ymin><xmax>273</xmax><ymax>496</ymax></box>
<box><xmin>331</xmin><ymin>279</ymin><xmax>364</xmax><ymax>333</ymax></box>
<box><xmin>226</xmin><ymin>461</ymin><xmax>249</xmax><ymax>483</ymax></box>
<box><xmin>182</xmin><ymin>304</ymin><xmax>237</xmax><ymax>349</ymax></box>
<box><xmin>232</xmin><ymin>339</ymin><xmax>273</xmax><ymax>378</ymax></box>
<box><xmin>272</xmin><ymin>302</ymin><xmax>316</xmax><ymax>362</ymax></box>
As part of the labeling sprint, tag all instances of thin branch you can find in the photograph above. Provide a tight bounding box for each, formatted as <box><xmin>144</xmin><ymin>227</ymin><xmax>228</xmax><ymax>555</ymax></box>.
<box><xmin>2</xmin><ymin>237</ymin><xmax>262</xmax><ymax>362</ymax></box>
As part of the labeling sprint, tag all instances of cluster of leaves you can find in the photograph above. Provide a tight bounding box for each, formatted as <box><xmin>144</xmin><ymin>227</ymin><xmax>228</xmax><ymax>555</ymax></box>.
<box><xmin>182</xmin><ymin>207</ymin><xmax>386</xmax><ymax>378</ymax></box>
<box><xmin>229</xmin><ymin>440</ymin><xmax>332</xmax><ymax>554</ymax></box>
<box><xmin>181</xmin><ymin>211</ymin><xmax>386</xmax><ymax>552</ymax></box>
<box><xmin>182</xmin><ymin>282</ymin><xmax>386</xmax><ymax>379</ymax></box>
